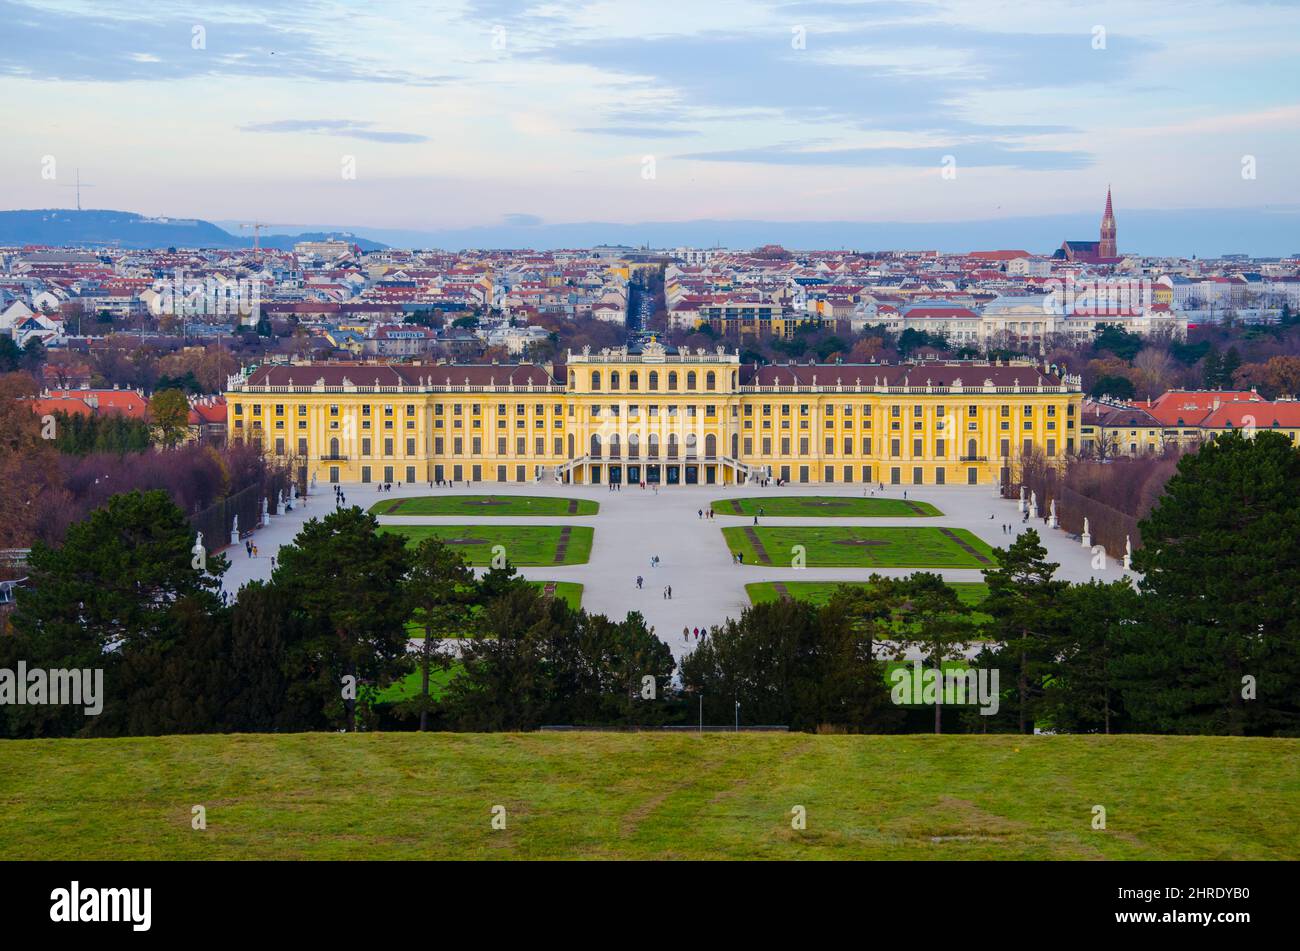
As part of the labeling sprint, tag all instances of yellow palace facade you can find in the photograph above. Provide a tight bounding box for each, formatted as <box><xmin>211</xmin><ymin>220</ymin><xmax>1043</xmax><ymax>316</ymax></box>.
<box><xmin>225</xmin><ymin>340</ymin><xmax>1082</xmax><ymax>488</ymax></box>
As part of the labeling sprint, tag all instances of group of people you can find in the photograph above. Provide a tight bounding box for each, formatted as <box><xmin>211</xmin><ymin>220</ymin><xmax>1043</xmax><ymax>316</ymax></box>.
<box><xmin>698</xmin><ymin>508</ymin><xmax>715</xmax><ymax>519</ymax></box>
<box><xmin>333</xmin><ymin>484</ymin><xmax>348</xmax><ymax>508</ymax></box>
<box><xmin>375</xmin><ymin>482</ymin><xmax>400</xmax><ymax>492</ymax></box>
<box><xmin>682</xmin><ymin>626</ymin><xmax>705</xmax><ymax>643</ymax></box>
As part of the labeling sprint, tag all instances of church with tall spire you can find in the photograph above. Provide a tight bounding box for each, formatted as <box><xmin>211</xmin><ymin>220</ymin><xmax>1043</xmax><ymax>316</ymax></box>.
<box><xmin>1056</xmin><ymin>188</ymin><xmax>1121</xmax><ymax>263</ymax></box>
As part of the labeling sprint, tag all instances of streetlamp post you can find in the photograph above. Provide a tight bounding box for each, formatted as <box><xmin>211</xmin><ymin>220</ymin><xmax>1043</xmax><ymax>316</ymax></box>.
<box><xmin>734</xmin><ymin>700</ymin><xmax>740</xmax><ymax>732</ymax></box>
<box><xmin>699</xmin><ymin>695</ymin><xmax>703</xmax><ymax>733</ymax></box>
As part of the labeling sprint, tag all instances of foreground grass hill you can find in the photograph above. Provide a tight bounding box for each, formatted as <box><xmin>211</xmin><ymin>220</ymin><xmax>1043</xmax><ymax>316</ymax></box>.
<box><xmin>1</xmin><ymin>733</ymin><xmax>1295</xmax><ymax>860</ymax></box>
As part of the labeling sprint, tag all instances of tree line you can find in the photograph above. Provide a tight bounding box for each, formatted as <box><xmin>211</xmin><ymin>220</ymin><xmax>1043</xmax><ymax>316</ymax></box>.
<box><xmin>3</xmin><ymin>430</ymin><xmax>1297</xmax><ymax>738</ymax></box>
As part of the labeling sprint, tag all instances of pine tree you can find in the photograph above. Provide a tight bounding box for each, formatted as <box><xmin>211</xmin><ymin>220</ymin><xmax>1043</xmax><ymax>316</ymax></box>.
<box><xmin>887</xmin><ymin>573</ymin><xmax>977</xmax><ymax>733</ymax></box>
<box><xmin>273</xmin><ymin>506</ymin><xmax>412</xmax><ymax>731</ymax></box>
<box><xmin>1124</xmin><ymin>430</ymin><xmax>1300</xmax><ymax>734</ymax></box>
<box><xmin>7</xmin><ymin>490</ymin><xmax>227</xmax><ymax>737</ymax></box>
<box><xmin>1202</xmin><ymin>345</ymin><xmax>1223</xmax><ymax>389</ymax></box>
<box><xmin>1222</xmin><ymin>346</ymin><xmax>1243</xmax><ymax>389</ymax></box>
<box><xmin>403</xmin><ymin>537</ymin><xmax>475</xmax><ymax>731</ymax></box>
<box><xmin>1042</xmin><ymin>580</ymin><xmax>1140</xmax><ymax>734</ymax></box>
<box><xmin>979</xmin><ymin>530</ymin><xmax>1067</xmax><ymax>733</ymax></box>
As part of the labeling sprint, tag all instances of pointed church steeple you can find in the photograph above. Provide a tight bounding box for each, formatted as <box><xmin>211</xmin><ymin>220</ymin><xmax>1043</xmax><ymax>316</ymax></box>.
<box><xmin>1099</xmin><ymin>186</ymin><xmax>1117</xmax><ymax>258</ymax></box>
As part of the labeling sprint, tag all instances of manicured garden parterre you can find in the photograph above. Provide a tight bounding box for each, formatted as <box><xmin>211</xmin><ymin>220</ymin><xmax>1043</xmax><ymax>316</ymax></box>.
<box><xmin>747</xmin><ymin>580</ymin><xmax>989</xmax><ymax>608</ymax></box>
<box><xmin>371</xmin><ymin>495</ymin><xmax>598</xmax><ymax>517</ymax></box>
<box><xmin>723</xmin><ymin>525</ymin><xmax>997</xmax><ymax>568</ymax></box>
<box><xmin>380</xmin><ymin>524</ymin><xmax>593</xmax><ymax>565</ymax></box>
<box><xmin>714</xmin><ymin>496</ymin><xmax>941</xmax><ymax>517</ymax></box>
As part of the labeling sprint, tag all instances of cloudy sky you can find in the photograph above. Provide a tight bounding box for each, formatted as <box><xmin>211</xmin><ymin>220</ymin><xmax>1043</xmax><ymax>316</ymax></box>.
<box><xmin>1</xmin><ymin>0</ymin><xmax>1297</xmax><ymax>241</ymax></box>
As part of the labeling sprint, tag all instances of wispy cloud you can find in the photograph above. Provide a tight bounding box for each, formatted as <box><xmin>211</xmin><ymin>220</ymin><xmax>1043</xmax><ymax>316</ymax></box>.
<box><xmin>0</xmin><ymin>0</ymin><xmax>446</xmax><ymax>85</ymax></box>
<box><xmin>679</xmin><ymin>140</ymin><xmax>1092</xmax><ymax>171</ymax></box>
<box><xmin>239</xmin><ymin>119</ymin><xmax>429</xmax><ymax>143</ymax></box>
<box><xmin>577</xmin><ymin>125</ymin><xmax>700</xmax><ymax>138</ymax></box>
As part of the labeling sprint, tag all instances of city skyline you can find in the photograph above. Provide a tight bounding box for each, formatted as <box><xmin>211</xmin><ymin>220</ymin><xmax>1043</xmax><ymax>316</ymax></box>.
<box><xmin>1</xmin><ymin>0</ymin><xmax>1297</xmax><ymax>250</ymax></box>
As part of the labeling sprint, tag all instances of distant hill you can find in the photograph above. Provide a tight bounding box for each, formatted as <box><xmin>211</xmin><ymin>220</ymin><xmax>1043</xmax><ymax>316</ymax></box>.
<box><xmin>0</xmin><ymin>210</ymin><xmax>387</xmax><ymax>252</ymax></box>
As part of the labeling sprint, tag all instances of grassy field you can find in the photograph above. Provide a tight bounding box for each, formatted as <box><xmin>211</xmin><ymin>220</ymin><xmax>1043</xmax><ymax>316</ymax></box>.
<box><xmin>404</xmin><ymin>581</ymin><xmax>583</xmax><ymax>638</ymax></box>
<box><xmin>371</xmin><ymin>495</ymin><xmax>598</xmax><ymax>517</ymax></box>
<box><xmin>374</xmin><ymin>663</ymin><xmax>463</xmax><ymax>704</ymax></box>
<box><xmin>1</xmin><ymin>733</ymin><xmax>1295</xmax><ymax>860</ymax></box>
<box><xmin>715</xmin><ymin>496</ymin><xmax>941</xmax><ymax>517</ymax></box>
<box><xmin>380</xmin><ymin>525</ymin><xmax>593</xmax><ymax>566</ymax></box>
<box><xmin>723</xmin><ymin>526</ymin><xmax>997</xmax><ymax>568</ymax></box>
<box><xmin>747</xmin><ymin>580</ymin><xmax>989</xmax><ymax>608</ymax></box>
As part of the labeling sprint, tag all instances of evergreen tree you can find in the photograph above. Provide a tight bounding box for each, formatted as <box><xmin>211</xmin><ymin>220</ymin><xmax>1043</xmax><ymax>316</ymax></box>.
<box><xmin>403</xmin><ymin>537</ymin><xmax>475</xmax><ymax>731</ymax></box>
<box><xmin>1041</xmin><ymin>580</ymin><xmax>1140</xmax><ymax>734</ymax></box>
<box><xmin>888</xmin><ymin>573</ymin><xmax>978</xmax><ymax>734</ymax></box>
<box><xmin>273</xmin><ymin>507</ymin><xmax>412</xmax><ymax>731</ymax></box>
<box><xmin>1202</xmin><ymin>345</ymin><xmax>1223</xmax><ymax>389</ymax></box>
<box><xmin>1124</xmin><ymin>430</ymin><xmax>1300</xmax><ymax>734</ymax></box>
<box><xmin>679</xmin><ymin>595</ymin><xmax>896</xmax><ymax>732</ymax></box>
<box><xmin>6</xmin><ymin>490</ymin><xmax>226</xmax><ymax>737</ymax></box>
<box><xmin>978</xmin><ymin>530</ymin><xmax>1067</xmax><ymax>733</ymax></box>
<box><xmin>1221</xmin><ymin>346</ymin><xmax>1243</xmax><ymax>389</ymax></box>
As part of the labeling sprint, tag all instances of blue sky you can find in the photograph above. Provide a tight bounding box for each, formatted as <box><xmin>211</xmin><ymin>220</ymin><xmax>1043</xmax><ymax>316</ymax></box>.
<box><xmin>1</xmin><ymin>0</ymin><xmax>1297</xmax><ymax>248</ymax></box>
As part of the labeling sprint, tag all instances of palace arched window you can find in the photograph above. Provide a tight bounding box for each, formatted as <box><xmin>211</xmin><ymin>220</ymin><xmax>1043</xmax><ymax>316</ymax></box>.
<box><xmin>649</xmin><ymin>371</ymin><xmax>659</xmax><ymax>391</ymax></box>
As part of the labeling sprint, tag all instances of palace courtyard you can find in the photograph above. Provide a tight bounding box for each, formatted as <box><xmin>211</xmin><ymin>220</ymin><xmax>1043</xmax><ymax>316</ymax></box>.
<box><xmin>220</xmin><ymin>480</ymin><xmax>1123</xmax><ymax>659</ymax></box>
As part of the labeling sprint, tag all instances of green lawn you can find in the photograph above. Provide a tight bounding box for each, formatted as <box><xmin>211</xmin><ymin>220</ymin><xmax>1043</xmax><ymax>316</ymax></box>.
<box><xmin>1</xmin><ymin>733</ymin><xmax>1295</xmax><ymax>859</ymax></box>
<box><xmin>380</xmin><ymin>525</ymin><xmax>593</xmax><ymax>566</ymax></box>
<box><xmin>723</xmin><ymin>526</ymin><xmax>997</xmax><ymax>568</ymax></box>
<box><xmin>747</xmin><ymin>580</ymin><xmax>989</xmax><ymax>609</ymax></box>
<box><xmin>404</xmin><ymin>582</ymin><xmax>583</xmax><ymax>638</ymax></box>
<box><xmin>371</xmin><ymin>495</ymin><xmax>598</xmax><ymax>517</ymax></box>
<box><xmin>747</xmin><ymin>581</ymin><xmax>993</xmax><ymax>635</ymax></box>
<box><xmin>715</xmin><ymin>496</ymin><xmax>941</xmax><ymax>517</ymax></box>
<box><xmin>373</xmin><ymin>663</ymin><xmax>464</xmax><ymax>704</ymax></box>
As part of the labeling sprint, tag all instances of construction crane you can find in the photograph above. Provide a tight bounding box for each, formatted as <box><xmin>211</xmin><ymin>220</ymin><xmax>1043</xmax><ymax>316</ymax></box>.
<box><xmin>238</xmin><ymin>222</ymin><xmax>284</xmax><ymax>255</ymax></box>
<box><xmin>58</xmin><ymin>169</ymin><xmax>95</xmax><ymax>211</ymax></box>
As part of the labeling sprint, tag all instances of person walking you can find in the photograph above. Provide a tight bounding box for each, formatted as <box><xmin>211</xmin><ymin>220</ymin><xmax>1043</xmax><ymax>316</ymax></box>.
<box><xmin>667</xmin><ymin>585</ymin><xmax>672</xmax><ymax>599</ymax></box>
<box><xmin>636</xmin><ymin>576</ymin><xmax>643</xmax><ymax>589</ymax></box>
<box><xmin>683</xmin><ymin>626</ymin><xmax>690</xmax><ymax>643</ymax></box>
<box><xmin>245</xmin><ymin>541</ymin><xmax>251</xmax><ymax>558</ymax></box>
<box><xmin>692</xmin><ymin>627</ymin><xmax>699</xmax><ymax>640</ymax></box>
<box><xmin>753</xmin><ymin>515</ymin><xmax>759</xmax><ymax>525</ymax></box>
